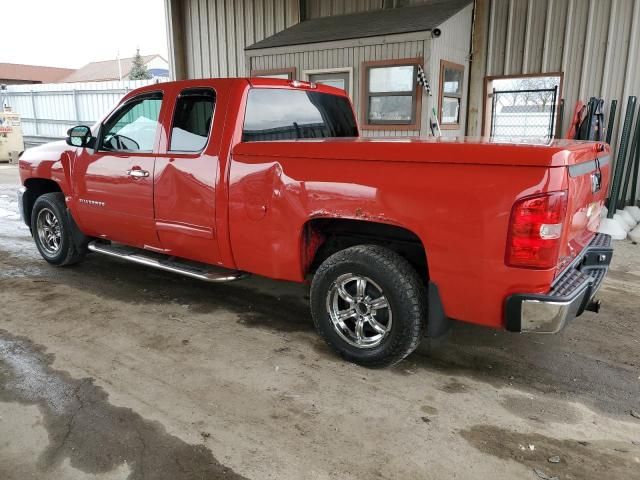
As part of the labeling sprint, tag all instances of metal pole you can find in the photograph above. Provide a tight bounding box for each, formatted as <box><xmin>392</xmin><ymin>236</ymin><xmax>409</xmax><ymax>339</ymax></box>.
<box><xmin>549</xmin><ymin>86</ymin><xmax>558</xmax><ymax>138</ymax></box>
<box><xmin>606</xmin><ymin>99</ymin><xmax>617</xmax><ymax>145</ymax></box>
<box><xmin>117</xmin><ymin>50</ymin><xmax>123</xmax><ymax>81</ymax></box>
<box><xmin>619</xmin><ymin>115</ymin><xmax>640</xmax><ymax>208</ymax></box>
<box><xmin>490</xmin><ymin>88</ymin><xmax>497</xmax><ymax>137</ymax></box>
<box><xmin>628</xmin><ymin>117</ymin><xmax>640</xmax><ymax>207</ymax></box>
<box><xmin>587</xmin><ymin>97</ymin><xmax>596</xmax><ymax>140</ymax></box>
<box><xmin>72</xmin><ymin>89</ymin><xmax>80</xmax><ymax>122</ymax></box>
<box><xmin>30</xmin><ymin>90</ymin><xmax>39</xmax><ymax>135</ymax></box>
<box><xmin>607</xmin><ymin>96</ymin><xmax>637</xmax><ymax>217</ymax></box>
<box><xmin>555</xmin><ymin>99</ymin><xmax>564</xmax><ymax>138</ymax></box>
<box><xmin>0</xmin><ymin>85</ymin><xmax>6</xmax><ymax>110</ymax></box>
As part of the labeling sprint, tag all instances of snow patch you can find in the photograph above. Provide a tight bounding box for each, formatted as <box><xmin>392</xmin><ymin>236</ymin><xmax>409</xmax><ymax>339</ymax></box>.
<box><xmin>598</xmin><ymin>218</ymin><xmax>628</xmax><ymax>240</ymax></box>
<box><xmin>0</xmin><ymin>207</ymin><xmax>20</xmax><ymax>220</ymax></box>
<box><xmin>624</xmin><ymin>205</ymin><xmax>640</xmax><ymax>223</ymax></box>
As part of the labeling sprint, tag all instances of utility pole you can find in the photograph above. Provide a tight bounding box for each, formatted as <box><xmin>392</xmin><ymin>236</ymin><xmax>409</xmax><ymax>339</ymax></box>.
<box><xmin>117</xmin><ymin>50</ymin><xmax>123</xmax><ymax>81</ymax></box>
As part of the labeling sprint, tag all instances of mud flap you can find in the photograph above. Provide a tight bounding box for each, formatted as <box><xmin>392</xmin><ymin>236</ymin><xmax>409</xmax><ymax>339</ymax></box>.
<box><xmin>65</xmin><ymin>208</ymin><xmax>90</xmax><ymax>250</ymax></box>
<box><xmin>426</xmin><ymin>282</ymin><xmax>451</xmax><ymax>339</ymax></box>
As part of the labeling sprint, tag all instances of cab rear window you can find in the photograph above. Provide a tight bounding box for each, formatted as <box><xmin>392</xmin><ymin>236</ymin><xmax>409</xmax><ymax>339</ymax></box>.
<box><xmin>242</xmin><ymin>88</ymin><xmax>358</xmax><ymax>142</ymax></box>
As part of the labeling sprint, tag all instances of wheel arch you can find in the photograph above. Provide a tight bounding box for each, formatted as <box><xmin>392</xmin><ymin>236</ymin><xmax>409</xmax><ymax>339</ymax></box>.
<box><xmin>301</xmin><ymin>217</ymin><xmax>429</xmax><ymax>280</ymax></box>
<box><xmin>301</xmin><ymin>217</ymin><xmax>451</xmax><ymax>339</ymax></box>
<box><xmin>22</xmin><ymin>178</ymin><xmax>64</xmax><ymax>227</ymax></box>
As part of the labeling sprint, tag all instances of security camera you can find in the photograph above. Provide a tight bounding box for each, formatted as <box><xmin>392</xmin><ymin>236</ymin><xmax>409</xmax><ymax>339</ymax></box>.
<box><xmin>431</xmin><ymin>28</ymin><xmax>441</xmax><ymax>38</ymax></box>
<box><xmin>0</xmin><ymin>84</ymin><xmax>7</xmax><ymax>90</ymax></box>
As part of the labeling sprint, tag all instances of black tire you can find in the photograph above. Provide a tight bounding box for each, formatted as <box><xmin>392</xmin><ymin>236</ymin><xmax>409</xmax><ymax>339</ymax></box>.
<box><xmin>31</xmin><ymin>192</ymin><xmax>86</xmax><ymax>266</ymax></box>
<box><xmin>310</xmin><ymin>245</ymin><xmax>426</xmax><ymax>367</ymax></box>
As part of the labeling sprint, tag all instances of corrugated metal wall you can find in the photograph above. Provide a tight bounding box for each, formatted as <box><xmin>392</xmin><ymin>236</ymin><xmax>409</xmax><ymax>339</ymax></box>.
<box><xmin>169</xmin><ymin>0</ymin><xmax>468</xmax><ymax>80</ymax></box>
<box><xmin>470</xmin><ymin>0</ymin><xmax>640</xmax><ymax>157</ymax></box>
<box><xmin>175</xmin><ymin>0</ymin><xmax>300</xmax><ymax>79</ymax></box>
<box><xmin>304</xmin><ymin>0</ymin><xmax>384</xmax><ymax>18</ymax></box>
<box><xmin>249</xmin><ymin>37</ymin><xmax>427</xmax><ymax>137</ymax></box>
<box><xmin>302</xmin><ymin>0</ymin><xmax>457</xmax><ymax>18</ymax></box>
<box><xmin>2</xmin><ymin>79</ymin><xmax>162</xmax><ymax>144</ymax></box>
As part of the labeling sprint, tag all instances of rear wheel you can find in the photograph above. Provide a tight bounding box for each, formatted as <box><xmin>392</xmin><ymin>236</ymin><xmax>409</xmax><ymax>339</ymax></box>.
<box><xmin>310</xmin><ymin>245</ymin><xmax>426</xmax><ymax>367</ymax></box>
<box><xmin>31</xmin><ymin>192</ymin><xmax>86</xmax><ymax>266</ymax></box>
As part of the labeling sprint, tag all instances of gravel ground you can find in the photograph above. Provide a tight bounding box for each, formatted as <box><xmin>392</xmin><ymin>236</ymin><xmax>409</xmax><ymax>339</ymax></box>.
<box><xmin>0</xmin><ymin>163</ymin><xmax>639</xmax><ymax>480</ymax></box>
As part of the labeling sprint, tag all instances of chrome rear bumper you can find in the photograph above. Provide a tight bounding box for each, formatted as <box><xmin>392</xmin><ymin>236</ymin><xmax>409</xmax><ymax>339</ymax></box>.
<box><xmin>505</xmin><ymin>233</ymin><xmax>613</xmax><ymax>333</ymax></box>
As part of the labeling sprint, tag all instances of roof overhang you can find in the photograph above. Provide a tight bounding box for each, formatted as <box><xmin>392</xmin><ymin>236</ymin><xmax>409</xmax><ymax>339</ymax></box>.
<box><xmin>245</xmin><ymin>31</ymin><xmax>431</xmax><ymax>57</ymax></box>
<box><xmin>246</xmin><ymin>0</ymin><xmax>472</xmax><ymax>52</ymax></box>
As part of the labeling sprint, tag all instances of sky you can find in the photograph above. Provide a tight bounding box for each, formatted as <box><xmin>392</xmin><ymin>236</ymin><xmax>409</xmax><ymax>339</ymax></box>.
<box><xmin>1</xmin><ymin>0</ymin><xmax>168</xmax><ymax>68</ymax></box>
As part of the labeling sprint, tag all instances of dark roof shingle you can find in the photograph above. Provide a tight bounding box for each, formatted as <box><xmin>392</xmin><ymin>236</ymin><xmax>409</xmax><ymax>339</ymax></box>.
<box><xmin>247</xmin><ymin>0</ymin><xmax>472</xmax><ymax>50</ymax></box>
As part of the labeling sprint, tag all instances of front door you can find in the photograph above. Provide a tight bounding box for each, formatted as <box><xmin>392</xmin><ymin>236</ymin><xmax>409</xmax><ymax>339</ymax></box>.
<box><xmin>72</xmin><ymin>92</ymin><xmax>164</xmax><ymax>249</ymax></box>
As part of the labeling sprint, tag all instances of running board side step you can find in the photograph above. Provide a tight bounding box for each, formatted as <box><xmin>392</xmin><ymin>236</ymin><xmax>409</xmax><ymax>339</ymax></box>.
<box><xmin>87</xmin><ymin>241</ymin><xmax>249</xmax><ymax>282</ymax></box>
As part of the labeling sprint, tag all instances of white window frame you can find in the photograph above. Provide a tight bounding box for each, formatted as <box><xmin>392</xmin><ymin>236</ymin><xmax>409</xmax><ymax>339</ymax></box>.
<box><xmin>302</xmin><ymin>67</ymin><xmax>353</xmax><ymax>97</ymax></box>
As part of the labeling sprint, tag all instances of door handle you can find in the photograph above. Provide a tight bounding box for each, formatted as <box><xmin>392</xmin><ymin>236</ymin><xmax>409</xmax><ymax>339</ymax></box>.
<box><xmin>126</xmin><ymin>168</ymin><xmax>150</xmax><ymax>178</ymax></box>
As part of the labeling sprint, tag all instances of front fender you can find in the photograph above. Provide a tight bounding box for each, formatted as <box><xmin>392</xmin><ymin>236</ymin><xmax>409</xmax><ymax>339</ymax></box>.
<box><xmin>19</xmin><ymin>141</ymin><xmax>75</xmax><ymax>196</ymax></box>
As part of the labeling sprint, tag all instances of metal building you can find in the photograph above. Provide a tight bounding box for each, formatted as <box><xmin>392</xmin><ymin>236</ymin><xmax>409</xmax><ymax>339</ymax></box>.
<box><xmin>165</xmin><ymin>0</ymin><xmax>473</xmax><ymax>137</ymax></box>
<box><xmin>165</xmin><ymin>0</ymin><xmax>639</xmax><ymax>135</ymax></box>
<box><xmin>164</xmin><ymin>0</ymin><xmax>640</xmax><ymax>198</ymax></box>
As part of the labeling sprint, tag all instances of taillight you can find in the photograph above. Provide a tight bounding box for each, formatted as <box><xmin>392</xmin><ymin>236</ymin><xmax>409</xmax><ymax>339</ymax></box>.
<box><xmin>506</xmin><ymin>191</ymin><xmax>568</xmax><ymax>269</ymax></box>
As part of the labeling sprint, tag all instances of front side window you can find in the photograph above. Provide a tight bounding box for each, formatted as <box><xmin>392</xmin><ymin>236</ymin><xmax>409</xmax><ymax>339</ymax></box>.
<box><xmin>439</xmin><ymin>61</ymin><xmax>464</xmax><ymax>127</ymax></box>
<box><xmin>242</xmin><ymin>88</ymin><xmax>358</xmax><ymax>142</ymax></box>
<box><xmin>363</xmin><ymin>62</ymin><xmax>419</xmax><ymax>127</ymax></box>
<box><xmin>169</xmin><ymin>88</ymin><xmax>215</xmax><ymax>152</ymax></box>
<box><xmin>101</xmin><ymin>93</ymin><xmax>162</xmax><ymax>152</ymax></box>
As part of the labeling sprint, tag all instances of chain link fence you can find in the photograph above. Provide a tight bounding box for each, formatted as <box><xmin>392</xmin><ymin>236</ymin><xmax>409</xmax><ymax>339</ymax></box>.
<box><xmin>490</xmin><ymin>86</ymin><xmax>558</xmax><ymax>139</ymax></box>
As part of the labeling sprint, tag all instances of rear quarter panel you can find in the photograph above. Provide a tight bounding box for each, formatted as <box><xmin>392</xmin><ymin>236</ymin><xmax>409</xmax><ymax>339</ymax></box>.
<box><xmin>228</xmin><ymin>151</ymin><xmax>567</xmax><ymax>328</ymax></box>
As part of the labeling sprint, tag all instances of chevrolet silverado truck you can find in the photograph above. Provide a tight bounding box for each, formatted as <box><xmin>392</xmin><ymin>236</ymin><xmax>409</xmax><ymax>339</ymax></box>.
<box><xmin>17</xmin><ymin>78</ymin><xmax>613</xmax><ymax>367</ymax></box>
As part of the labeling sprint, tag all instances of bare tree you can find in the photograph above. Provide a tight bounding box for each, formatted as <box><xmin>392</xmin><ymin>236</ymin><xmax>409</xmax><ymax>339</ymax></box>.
<box><xmin>510</xmin><ymin>77</ymin><xmax>558</xmax><ymax>111</ymax></box>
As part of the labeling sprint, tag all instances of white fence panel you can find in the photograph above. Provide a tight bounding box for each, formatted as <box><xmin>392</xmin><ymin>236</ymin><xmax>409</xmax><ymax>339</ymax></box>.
<box><xmin>1</xmin><ymin>79</ymin><xmax>167</xmax><ymax>144</ymax></box>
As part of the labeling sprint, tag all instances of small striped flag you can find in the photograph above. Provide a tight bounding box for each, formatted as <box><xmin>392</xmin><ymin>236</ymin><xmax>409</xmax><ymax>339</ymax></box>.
<box><xmin>417</xmin><ymin>65</ymin><xmax>432</xmax><ymax>96</ymax></box>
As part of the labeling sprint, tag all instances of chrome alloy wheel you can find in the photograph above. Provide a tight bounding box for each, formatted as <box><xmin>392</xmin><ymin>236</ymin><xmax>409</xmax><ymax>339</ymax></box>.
<box><xmin>326</xmin><ymin>273</ymin><xmax>393</xmax><ymax>348</ymax></box>
<box><xmin>36</xmin><ymin>207</ymin><xmax>62</xmax><ymax>256</ymax></box>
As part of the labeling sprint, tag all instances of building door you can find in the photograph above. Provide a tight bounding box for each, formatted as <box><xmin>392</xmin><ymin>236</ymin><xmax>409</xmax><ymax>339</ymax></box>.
<box><xmin>308</xmin><ymin>72</ymin><xmax>350</xmax><ymax>95</ymax></box>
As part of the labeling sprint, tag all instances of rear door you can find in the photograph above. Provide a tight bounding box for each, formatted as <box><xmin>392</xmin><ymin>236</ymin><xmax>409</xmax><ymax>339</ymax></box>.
<box><xmin>153</xmin><ymin>85</ymin><xmax>224</xmax><ymax>265</ymax></box>
<box><xmin>72</xmin><ymin>92</ymin><xmax>164</xmax><ymax>249</ymax></box>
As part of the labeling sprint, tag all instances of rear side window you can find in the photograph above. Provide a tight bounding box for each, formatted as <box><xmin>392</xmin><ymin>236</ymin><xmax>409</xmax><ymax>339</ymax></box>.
<box><xmin>169</xmin><ymin>88</ymin><xmax>215</xmax><ymax>152</ymax></box>
<box><xmin>242</xmin><ymin>88</ymin><xmax>358</xmax><ymax>142</ymax></box>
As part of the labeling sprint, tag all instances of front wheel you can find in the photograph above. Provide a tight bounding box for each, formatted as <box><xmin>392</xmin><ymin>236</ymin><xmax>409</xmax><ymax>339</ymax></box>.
<box><xmin>310</xmin><ymin>245</ymin><xmax>426</xmax><ymax>367</ymax></box>
<box><xmin>31</xmin><ymin>192</ymin><xmax>86</xmax><ymax>266</ymax></box>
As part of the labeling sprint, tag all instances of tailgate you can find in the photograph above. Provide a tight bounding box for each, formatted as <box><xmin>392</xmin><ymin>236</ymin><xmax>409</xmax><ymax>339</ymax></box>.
<box><xmin>558</xmin><ymin>145</ymin><xmax>611</xmax><ymax>272</ymax></box>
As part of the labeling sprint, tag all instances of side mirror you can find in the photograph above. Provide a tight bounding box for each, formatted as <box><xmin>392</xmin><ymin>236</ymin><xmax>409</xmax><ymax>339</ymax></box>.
<box><xmin>66</xmin><ymin>125</ymin><xmax>93</xmax><ymax>147</ymax></box>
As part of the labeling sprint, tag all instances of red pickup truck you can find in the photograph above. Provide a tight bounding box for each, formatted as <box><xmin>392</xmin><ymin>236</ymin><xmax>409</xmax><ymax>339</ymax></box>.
<box><xmin>18</xmin><ymin>78</ymin><xmax>613</xmax><ymax>366</ymax></box>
